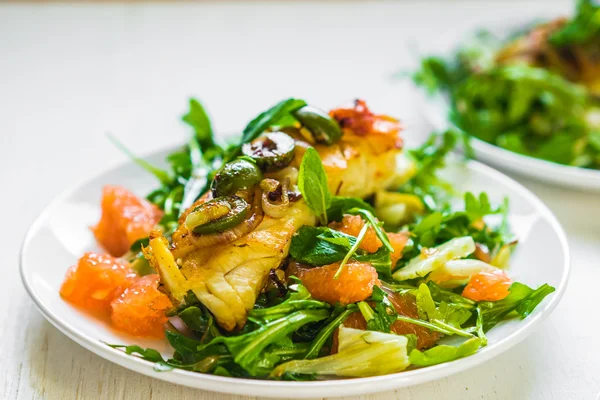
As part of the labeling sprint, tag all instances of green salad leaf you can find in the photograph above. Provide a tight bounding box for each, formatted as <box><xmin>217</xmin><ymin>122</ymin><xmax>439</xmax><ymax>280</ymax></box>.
<box><xmin>550</xmin><ymin>0</ymin><xmax>600</xmax><ymax>46</ymax></box>
<box><xmin>225</xmin><ymin>98</ymin><xmax>306</xmax><ymax>162</ymax></box>
<box><xmin>298</xmin><ymin>147</ymin><xmax>332</xmax><ymax>225</ymax></box>
<box><xmin>400</xmin><ymin>130</ymin><xmax>457</xmax><ymax>209</ymax></box>
<box><xmin>413</xmin><ymin>11</ymin><xmax>600</xmax><ymax>170</ymax></box>
<box><xmin>409</xmin><ymin>337</ymin><xmax>482</xmax><ymax>367</ymax></box>
<box><xmin>289</xmin><ymin>226</ymin><xmax>393</xmax><ymax>277</ymax></box>
<box><xmin>479</xmin><ymin>282</ymin><xmax>556</xmax><ymax>331</ymax></box>
<box><xmin>327</xmin><ymin>197</ymin><xmax>375</xmax><ymax>222</ymax></box>
<box><xmin>182</xmin><ymin>98</ymin><xmax>221</xmax><ymax>157</ymax></box>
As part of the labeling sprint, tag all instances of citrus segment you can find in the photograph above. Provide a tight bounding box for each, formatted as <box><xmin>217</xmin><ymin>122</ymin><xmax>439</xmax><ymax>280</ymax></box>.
<box><xmin>110</xmin><ymin>274</ymin><xmax>173</xmax><ymax>338</ymax></box>
<box><xmin>60</xmin><ymin>252</ymin><xmax>136</xmax><ymax>315</ymax></box>
<box><xmin>333</xmin><ymin>290</ymin><xmax>442</xmax><ymax>352</ymax></box>
<box><xmin>462</xmin><ymin>269</ymin><xmax>512</xmax><ymax>302</ymax></box>
<box><xmin>92</xmin><ymin>185</ymin><xmax>163</xmax><ymax>257</ymax></box>
<box><xmin>296</xmin><ymin>261</ymin><xmax>378</xmax><ymax>305</ymax></box>
<box><xmin>388</xmin><ymin>231</ymin><xmax>410</xmax><ymax>267</ymax></box>
<box><xmin>330</xmin><ymin>214</ymin><xmax>382</xmax><ymax>253</ymax></box>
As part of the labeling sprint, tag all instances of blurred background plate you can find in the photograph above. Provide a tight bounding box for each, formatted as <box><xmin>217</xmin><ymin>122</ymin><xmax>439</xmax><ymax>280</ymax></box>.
<box><xmin>412</xmin><ymin>20</ymin><xmax>600</xmax><ymax>192</ymax></box>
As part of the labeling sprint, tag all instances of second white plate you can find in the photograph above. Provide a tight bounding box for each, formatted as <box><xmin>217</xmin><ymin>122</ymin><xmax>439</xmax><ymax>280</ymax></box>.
<box><xmin>413</xmin><ymin>19</ymin><xmax>600</xmax><ymax>192</ymax></box>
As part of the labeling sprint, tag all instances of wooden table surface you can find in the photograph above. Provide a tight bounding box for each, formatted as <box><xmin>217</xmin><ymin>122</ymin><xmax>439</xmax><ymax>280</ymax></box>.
<box><xmin>2</xmin><ymin>1</ymin><xmax>599</xmax><ymax>399</ymax></box>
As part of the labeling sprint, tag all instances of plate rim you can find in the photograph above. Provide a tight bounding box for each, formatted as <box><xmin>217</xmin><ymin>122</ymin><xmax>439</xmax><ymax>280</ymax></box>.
<box><xmin>19</xmin><ymin>146</ymin><xmax>571</xmax><ymax>398</ymax></box>
<box><xmin>410</xmin><ymin>17</ymin><xmax>600</xmax><ymax>190</ymax></box>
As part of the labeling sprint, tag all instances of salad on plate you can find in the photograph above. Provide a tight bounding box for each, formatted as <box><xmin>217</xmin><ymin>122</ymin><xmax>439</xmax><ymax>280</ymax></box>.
<box><xmin>413</xmin><ymin>0</ymin><xmax>600</xmax><ymax>170</ymax></box>
<box><xmin>59</xmin><ymin>98</ymin><xmax>555</xmax><ymax>380</ymax></box>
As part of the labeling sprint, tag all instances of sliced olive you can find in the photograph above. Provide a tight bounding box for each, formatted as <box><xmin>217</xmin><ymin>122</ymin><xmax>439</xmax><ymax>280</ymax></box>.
<box><xmin>211</xmin><ymin>159</ymin><xmax>263</xmax><ymax>197</ymax></box>
<box><xmin>242</xmin><ymin>132</ymin><xmax>296</xmax><ymax>171</ymax></box>
<box><xmin>292</xmin><ymin>105</ymin><xmax>343</xmax><ymax>145</ymax></box>
<box><xmin>186</xmin><ymin>196</ymin><xmax>250</xmax><ymax>234</ymax></box>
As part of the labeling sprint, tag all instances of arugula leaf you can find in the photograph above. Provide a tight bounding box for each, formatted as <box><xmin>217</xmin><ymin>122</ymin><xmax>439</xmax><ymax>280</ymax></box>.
<box><xmin>400</xmin><ymin>131</ymin><xmax>457</xmax><ymax>209</ymax></box>
<box><xmin>107</xmin><ymin>134</ymin><xmax>172</xmax><ymax>186</ymax></box>
<box><xmin>398</xmin><ymin>192</ymin><xmax>512</xmax><ymax>268</ymax></box>
<box><xmin>347</xmin><ymin>208</ymin><xmax>394</xmax><ymax>252</ymax></box>
<box><xmin>412</xmin><ymin>284</ymin><xmax>473</xmax><ymax>337</ymax></box>
<box><xmin>107</xmin><ymin>344</ymin><xmax>174</xmax><ymax>372</ymax></box>
<box><xmin>249</xmin><ymin>283</ymin><xmax>329</xmax><ymax>323</ymax></box>
<box><xmin>205</xmin><ymin>309</ymin><xmax>330</xmax><ymax>376</ymax></box>
<box><xmin>327</xmin><ymin>197</ymin><xmax>375</xmax><ymax>222</ymax></box>
<box><xmin>409</xmin><ymin>337</ymin><xmax>482</xmax><ymax>367</ymax></box>
<box><xmin>289</xmin><ymin>226</ymin><xmax>392</xmax><ymax>276</ymax></box>
<box><xmin>166</xmin><ymin>330</ymin><xmax>216</xmax><ymax>364</ymax></box>
<box><xmin>298</xmin><ymin>147</ymin><xmax>332</xmax><ymax>225</ymax></box>
<box><xmin>550</xmin><ymin>0</ymin><xmax>600</xmax><ymax>46</ymax></box>
<box><xmin>358</xmin><ymin>287</ymin><xmax>398</xmax><ymax>333</ymax></box>
<box><xmin>304</xmin><ymin>307</ymin><xmax>355</xmax><ymax>359</ymax></box>
<box><xmin>334</xmin><ymin>221</ymin><xmax>370</xmax><ymax>279</ymax></box>
<box><xmin>464</xmin><ymin>192</ymin><xmax>496</xmax><ymax>223</ymax></box>
<box><xmin>413</xmin><ymin>57</ymin><xmax>456</xmax><ymax>94</ymax></box>
<box><xmin>225</xmin><ymin>98</ymin><xmax>306</xmax><ymax>162</ymax></box>
<box><xmin>180</xmin><ymin>99</ymin><xmax>223</xmax><ymax>213</ymax></box>
<box><xmin>427</xmin><ymin>281</ymin><xmax>476</xmax><ymax>309</ymax></box>
<box><xmin>178</xmin><ymin>305</ymin><xmax>221</xmax><ymax>343</ymax></box>
<box><xmin>415</xmin><ymin>284</ymin><xmax>438</xmax><ymax>321</ymax></box>
<box><xmin>478</xmin><ymin>282</ymin><xmax>555</xmax><ymax>331</ymax></box>
<box><xmin>360</xmin><ymin>246</ymin><xmax>393</xmax><ymax>280</ymax></box>
<box><xmin>182</xmin><ymin>98</ymin><xmax>220</xmax><ymax>156</ymax></box>
<box><xmin>475</xmin><ymin>306</ymin><xmax>488</xmax><ymax>346</ymax></box>
<box><xmin>107</xmin><ymin>343</ymin><xmax>166</xmax><ymax>363</ymax></box>
<box><xmin>416</xmin><ymin>284</ymin><xmax>472</xmax><ymax>329</ymax></box>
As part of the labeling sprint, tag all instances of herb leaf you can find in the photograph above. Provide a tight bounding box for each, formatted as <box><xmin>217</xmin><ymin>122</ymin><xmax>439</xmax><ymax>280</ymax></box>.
<box><xmin>298</xmin><ymin>147</ymin><xmax>332</xmax><ymax>225</ymax></box>
<box><xmin>327</xmin><ymin>197</ymin><xmax>375</xmax><ymax>222</ymax></box>
<box><xmin>107</xmin><ymin>134</ymin><xmax>172</xmax><ymax>186</ymax></box>
<box><xmin>289</xmin><ymin>226</ymin><xmax>392</xmax><ymax>277</ymax></box>
<box><xmin>225</xmin><ymin>98</ymin><xmax>306</xmax><ymax>162</ymax></box>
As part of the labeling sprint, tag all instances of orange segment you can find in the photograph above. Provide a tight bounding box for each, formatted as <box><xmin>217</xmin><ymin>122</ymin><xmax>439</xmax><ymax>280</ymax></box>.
<box><xmin>60</xmin><ymin>252</ymin><xmax>136</xmax><ymax>316</ymax></box>
<box><xmin>386</xmin><ymin>290</ymin><xmax>443</xmax><ymax>349</ymax></box>
<box><xmin>92</xmin><ymin>185</ymin><xmax>163</xmax><ymax>257</ymax></box>
<box><xmin>296</xmin><ymin>262</ymin><xmax>378</xmax><ymax>305</ymax></box>
<box><xmin>462</xmin><ymin>269</ymin><xmax>512</xmax><ymax>302</ymax></box>
<box><xmin>333</xmin><ymin>290</ymin><xmax>442</xmax><ymax>352</ymax></box>
<box><xmin>388</xmin><ymin>231</ymin><xmax>410</xmax><ymax>267</ymax></box>
<box><xmin>330</xmin><ymin>214</ymin><xmax>382</xmax><ymax>253</ymax></box>
<box><xmin>110</xmin><ymin>274</ymin><xmax>173</xmax><ymax>338</ymax></box>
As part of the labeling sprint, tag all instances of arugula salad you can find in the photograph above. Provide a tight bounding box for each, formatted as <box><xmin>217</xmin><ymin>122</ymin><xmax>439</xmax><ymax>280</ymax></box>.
<box><xmin>59</xmin><ymin>97</ymin><xmax>554</xmax><ymax>380</ymax></box>
<box><xmin>414</xmin><ymin>0</ymin><xmax>600</xmax><ymax>169</ymax></box>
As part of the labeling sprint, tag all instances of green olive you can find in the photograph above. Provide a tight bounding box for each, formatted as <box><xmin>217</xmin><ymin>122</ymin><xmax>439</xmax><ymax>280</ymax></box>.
<box><xmin>211</xmin><ymin>159</ymin><xmax>263</xmax><ymax>197</ymax></box>
<box><xmin>187</xmin><ymin>196</ymin><xmax>250</xmax><ymax>234</ymax></box>
<box><xmin>241</xmin><ymin>132</ymin><xmax>296</xmax><ymax>171</ymax></box>
<box><xmin>292</xmin><ymin>105</ymin><xmax>343</xmax><ymax>145</ymax></box>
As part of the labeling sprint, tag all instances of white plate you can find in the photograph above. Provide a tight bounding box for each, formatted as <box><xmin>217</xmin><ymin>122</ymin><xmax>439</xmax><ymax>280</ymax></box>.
<box><xmin>413</xmin><ymin>21</ymin><xmax>600</xmax><ymax>192</ymax></box>
<box><xmin>20</xmin><ymin>147</ymin><xmax>569</xmax><ymax>398</ymax></box>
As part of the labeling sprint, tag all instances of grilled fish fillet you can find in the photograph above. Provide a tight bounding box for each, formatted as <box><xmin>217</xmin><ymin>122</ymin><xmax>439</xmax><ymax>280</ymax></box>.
<box><xmin>148</xmin><ymin>103</ymin><xmax>413</xmax><ymax>330</ymax></box>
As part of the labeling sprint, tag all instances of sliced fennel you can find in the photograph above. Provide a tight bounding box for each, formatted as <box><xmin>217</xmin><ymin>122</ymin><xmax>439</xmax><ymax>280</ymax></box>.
<box><xmin>427</xmin><ymin>259</ymin><xmax>499</xmax><ymax>288</ymax></box>
<box><xmin>270</xmin><ymin>327</ymin><xmax>410</xmax><ymax>378</ymax></box>
<box><xmin>392</xmin><ymin>236</ymin><xmax>475</xmax><ymax>281</ymax></box>
<box><xmin>375</xmin><ymin>191</ymin><xmax>425</xmax><ymax>226</ymax></box>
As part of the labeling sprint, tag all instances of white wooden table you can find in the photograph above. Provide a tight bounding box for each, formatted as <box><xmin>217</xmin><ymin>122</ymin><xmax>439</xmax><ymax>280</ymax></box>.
<box><xmin>2</xmin><ymin>1</ymin><xmax>599</xmax><ymax>399</ymax></box>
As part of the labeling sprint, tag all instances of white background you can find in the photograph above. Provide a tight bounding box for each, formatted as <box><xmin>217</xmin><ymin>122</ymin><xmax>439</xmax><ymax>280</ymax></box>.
<box><xmin>1</xmin><ymin>1</ymin><xmax>599</xmax><ymax>399</ymax></box>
